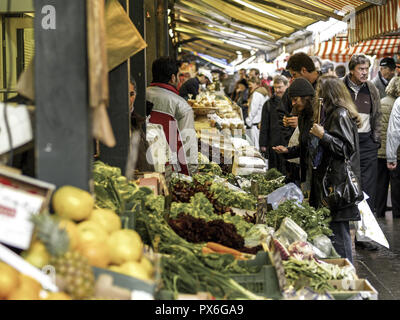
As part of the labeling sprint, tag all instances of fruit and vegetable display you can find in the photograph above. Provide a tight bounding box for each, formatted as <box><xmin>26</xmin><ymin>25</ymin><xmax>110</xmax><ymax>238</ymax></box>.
<box><xmin>1</xmin><ymin>155</ymin><xmax>372</xmax><ymax>300</ymax></box>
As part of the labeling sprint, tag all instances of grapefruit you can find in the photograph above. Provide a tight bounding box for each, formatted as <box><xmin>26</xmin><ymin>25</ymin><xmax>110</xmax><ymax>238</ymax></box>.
<box><xmin>106</xmin><ymin>229</ymin><xmax>143</xmax><ymax>265</ymax></box>
<box><xmin>89</xmin><ymin>208</ymin><xmax>121</xmax><ymax>234</ymax></box>
<box><xmin>52</xmin><ymin>186</ymin><xmax>94</xmax><ymax>221</ymax></box>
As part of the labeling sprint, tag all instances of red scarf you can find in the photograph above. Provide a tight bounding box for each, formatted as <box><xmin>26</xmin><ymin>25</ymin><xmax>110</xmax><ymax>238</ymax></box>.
<box><xmin>150</xmin><ymin>82</ymin><xmax>180</xmax><ymax>96</ymax></box>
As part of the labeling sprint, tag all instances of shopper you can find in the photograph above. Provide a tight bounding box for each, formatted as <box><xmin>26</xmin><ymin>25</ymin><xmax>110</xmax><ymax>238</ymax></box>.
<box><xmin>259</xmin><ymin>75</ymin><xmax>289</xmax><ymax>174</ymax></box>
<box><xmin>376</xmin><ymin>77</ymin><xmax>400</xmax><ymax>218</ymax></box>
<box><xmin>272</xmin><ymin>78</ymin><xmax>315</xmax><ymax>192</ymax></box>
<box><xmin>146</xmin><ymin>56</ymin><xmax>198</xmax><ymax>176</ymax></box>
<box><xmin>179</xmin><ymin>68</ymin><xmax>212</xmax><ymax>100</ymax></box>
<box><xmin>335</xmin><ymin>64</ymin><xmax>346</xmax><ymax>78</ymax></box>
<box><xmin>276</xmin><ymin>52</ymin><xmax>321</xmax><ymax>185</ymax></box>
<box><xmin>343</xmin><ymin>53</ymin><xmax>382</xmax><ymax>251</ymax></box>
<box><xmin>321</xmin><ymin>62</ymin><xmax>335</xmax><ymax>76</ymax></box>
<box><xmin>232</xmin><ymin>78</ymin><xmax>249</xmax><ymax>119</ymax></box>
<box><xmin>249</xmin><ymin>68</ymin><xmax>260</xmax><ymax>79</ymax></box>
<box><xmin>372</xmin><ymin>57</ymin><xmax>396</xmax><ymax>99</ymax></box>
<box><xmin>245</xmin><ymin>76</ymin><xmax>270</xmax><ymax>150</ymax></box>
<box><xmin>309</xmin><ymin>75</ymin><xmax>362</xmax><ymax>263</ymax></box>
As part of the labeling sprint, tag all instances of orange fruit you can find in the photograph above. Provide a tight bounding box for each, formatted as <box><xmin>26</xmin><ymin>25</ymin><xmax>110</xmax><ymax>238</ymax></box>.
<box><xmin>89</xmin><ymin>208</ymin><xmax>121</xmax><ymax>234</ymax></box>
<box><xmin>0</xmin><ymin>262</ymin><xmax>20</xmax><ymax>299</ymax></box>
<box><xmin>18</xmin><ymin>274</ymin><xmax>42</xmax><ymax>296</ymax></box>
<box><xmin>52</xmin><ymin>186</ymin><xmax>94</xmax><ymax>221</ymax></box>
<box><xmin>42</xmin><ymin>292</ymin><xmax>72</xmax><ymax>300</ymax></box>
<box><xmin>59</xmin><ymin>219</ymin><xmax>79</xmax><ymax>250</ymax></box>
<box><xmin>76</xmin><ymin>221</ymin><xmax>108</xmax><ymax>247</ymax></box>
<box><xmin>107</xmin><ymin>229</ymin><xmax>143</xmax><ymax>265</ymax></box>
<box><xmin>78</xmin><ymin>243</ymin><xmax>110</xmax><ymax>268</ymax></box>
<box><xmin>7</xmin><ymin>287</ymin><xmax>40</xmax><ymax>300</ymax></box>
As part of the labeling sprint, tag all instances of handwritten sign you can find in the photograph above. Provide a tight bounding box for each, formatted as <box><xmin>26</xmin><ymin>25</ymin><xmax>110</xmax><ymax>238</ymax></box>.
<box><xmin>0</xmin><ymin>185</ymin><xmax>44</xmax><ymax>250</ymax></box>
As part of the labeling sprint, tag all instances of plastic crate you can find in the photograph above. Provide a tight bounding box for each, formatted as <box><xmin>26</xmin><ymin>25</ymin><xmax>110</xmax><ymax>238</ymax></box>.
<box><xmin>230</xmin><ymin>251</ymin><xmax>282</xmax><ymax>299</ymax></box>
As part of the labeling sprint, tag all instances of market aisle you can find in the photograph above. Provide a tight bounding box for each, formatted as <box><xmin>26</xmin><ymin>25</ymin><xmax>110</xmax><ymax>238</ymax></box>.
<box><xmin>353</xmin><ymin>214</ymin><xmax>400</xmax><ymax>300</ymax></box>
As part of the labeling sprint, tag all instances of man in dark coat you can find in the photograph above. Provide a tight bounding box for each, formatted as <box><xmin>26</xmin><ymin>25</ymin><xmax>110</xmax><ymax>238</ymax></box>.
<box><xmin>343</xmin><ymin>53</ymin><xmax>382</xmax><ymax>251</ymax></box>
<box><xmin>259</xmin><ymin>75</ymin><xmax>289</xmax><ymax>174</ymax></box>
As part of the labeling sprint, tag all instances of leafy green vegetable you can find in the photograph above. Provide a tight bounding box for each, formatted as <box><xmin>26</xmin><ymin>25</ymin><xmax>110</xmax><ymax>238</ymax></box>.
<box><xmin>265</xmin><ymin>200</ymin><xmax>332</xmax><ymax>240</ymax></box>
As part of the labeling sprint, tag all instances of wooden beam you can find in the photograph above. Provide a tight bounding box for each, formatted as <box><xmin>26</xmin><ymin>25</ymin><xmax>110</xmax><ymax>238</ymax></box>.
<box><xmin>34</xmin><ymin>0</ymin><xmax>92</xmax><ymax>190</ymax></box>
<box><xmin>99</xmin><ymin>0</ymin><xmax>130</xmax><ymax>175</ymax></box>
<box><xmin>283</xmin><ymin>0</ymin><xmax>343</xmax><ymax>20</ymax></box>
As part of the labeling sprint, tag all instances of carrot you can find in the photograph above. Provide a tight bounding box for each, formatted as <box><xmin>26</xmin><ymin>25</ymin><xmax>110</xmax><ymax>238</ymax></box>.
<box><xmin>202</xmin><ymin>246</ymin><xmax>216</xmax><ymax>255</ymax></box>
<box><xmin>206</xmin><ymin>242</ymin><xmax>242</xmax><ymax>256</ymax></box>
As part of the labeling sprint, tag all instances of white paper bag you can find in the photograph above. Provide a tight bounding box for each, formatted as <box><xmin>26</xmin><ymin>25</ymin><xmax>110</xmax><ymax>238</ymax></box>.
<box><xmin>355</xmin><ymin>193</ymin><xmax>389</xmax><ymax>248</ymax></box>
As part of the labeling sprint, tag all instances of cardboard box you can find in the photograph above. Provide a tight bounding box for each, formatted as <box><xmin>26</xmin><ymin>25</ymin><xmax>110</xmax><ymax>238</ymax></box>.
<box><xmin>321</xmin><ymin>258</ymin><xmax>354</xmax><ymax>269</ymax></box>
<box><xmin>136</xmin><ymin>172</ymin><xmax>169</xmax><ymax>196</ymax></box>
<box><xmin>328</xmin><ymin>279</ymin><xmax>378</xmax><ymax>300</ymax></box>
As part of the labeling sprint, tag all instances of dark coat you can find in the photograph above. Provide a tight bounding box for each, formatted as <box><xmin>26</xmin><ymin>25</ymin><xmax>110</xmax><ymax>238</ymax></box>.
<box><xmin>276</xmin><ymin>89</ymin><xmax>295</xmax><ymax>145</ymax></box>
<box><xmin>309</xmin><ymin>105</ymin><xmax>361</xmax><ymax>222</ymax></box>
<box><xmin>259</xmin><ymin>95</ymin><xmax>287</xmax><ymax>173</ymax></box>
<box><xmin>179</xmin><ymin>77</ymin><xmax>200</xmax><ymax>100</ymax></box>
<box><xmin>284</xmin><ymin>105</ymin><xmax>314</xmax><ymax>183</ymax></box>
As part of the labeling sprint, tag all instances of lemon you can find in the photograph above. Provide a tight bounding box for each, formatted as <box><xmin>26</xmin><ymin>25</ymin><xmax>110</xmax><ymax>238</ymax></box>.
<box><xmin>107</xmin><ymin>229</ymin><xmax>143</xmax><ymax>265</ymax></box>
<box><xmin>52</xmin><ymin>186</ymin><xmax>94</xmax><ymax>221</ymax></box>
<box><xmin>89</xmin><ymin>209</ymin><xmax>121</xmax><ymax>234</ymax></box>
<box><xmin>23</xmin><ymin>241</ymin><xmax>50</xmax><ymax>269</ymax></box>
<box><xmin>77</xmin><ymin>221</ymin><xmax>108</xmax><ymax>247</ymax></box>
<box><xmin>119</xmin><ymin>261</ymin><xmax>151</xmax><ymax>281</ymax></box>
<box><xmin>139</xmin><ymin>257</ymin><xmax>154</xmax><ymax>278</ymax></box>
<box><xmin>0</xmin><ymin>262</ymin><xmax>20</xmax><ymax>299</ymax></box>
<box><xmin>59</xmin><ymin>219</ymin><xmax>80</xmax><ymax>250</ymax></box>
<box><xmin>78</xmin><ymin>242</ymin><xmax>111</xmax><ymax>268</ymax></box>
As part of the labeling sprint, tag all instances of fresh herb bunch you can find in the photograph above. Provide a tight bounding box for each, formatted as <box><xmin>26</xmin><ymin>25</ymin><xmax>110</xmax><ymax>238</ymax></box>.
<box><xmin>283</xmin><ymin>258</ymin><xmax>348</xmax><ymax>293</ymax></box>
<box><xmin>241</xmin><ymin>169</ymin><xmax>285</xmax><ymax>195</ymax></box>
<box><xmin>266</xmin><ymin>200</ymin><xmax>332</xmax><ymax>240</ymax></box>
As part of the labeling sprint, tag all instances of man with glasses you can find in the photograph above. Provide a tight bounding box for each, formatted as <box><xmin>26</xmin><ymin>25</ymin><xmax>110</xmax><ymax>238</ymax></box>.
<box><xmin>343</xmin><ymin>54</ymin><xmax>382</xmax><ymax>251</ymax></box>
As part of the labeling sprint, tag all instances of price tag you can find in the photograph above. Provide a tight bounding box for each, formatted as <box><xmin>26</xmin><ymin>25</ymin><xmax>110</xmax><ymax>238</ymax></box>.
<box><xmin>0</xmin><ymin>185</ymin><xmax>44</xmax><ymax>250</ymax></box>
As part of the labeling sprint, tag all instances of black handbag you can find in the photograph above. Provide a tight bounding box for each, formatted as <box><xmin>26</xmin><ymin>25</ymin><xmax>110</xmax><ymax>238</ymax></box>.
<box><xmin>322</xmin><ymin>156</ymin><xmax>363</xmax><ymax>211</ymax></box>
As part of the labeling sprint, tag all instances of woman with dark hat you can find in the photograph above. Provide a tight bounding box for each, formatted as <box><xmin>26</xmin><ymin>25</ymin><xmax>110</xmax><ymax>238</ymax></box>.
<box><xmin>273</xmin><ymin>77</ymin><xmax>315</xmax><ymax>191</ymax></box>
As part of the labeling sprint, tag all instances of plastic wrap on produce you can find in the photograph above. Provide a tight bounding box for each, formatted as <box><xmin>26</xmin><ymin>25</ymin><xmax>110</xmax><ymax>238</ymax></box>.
<box><xmin>231</xmin><ymin>137</ymin><xmax>250</xmax><ymax>149</ymax></box>
<box><xmin>267</xmin><ymin>183</ymin><xmax>304</xmax><ymax>210</ymax></box>
<box><xmin>282</xmin><ymin>287</ymin><xmax>334</xmax><ymax>300</ymax></box>
<box><xmin>237</xmin><ymin>156</ymin><xmax>267</xmax><ymax>169</ymax></box>
<box><xmin>274</xmin><ymin>218</ymin><xmax>308</xmax><ymax>248</ymax></box>
<box><xmin>234</xmin><ymin>167</ymin><xmax>267</xmax><ymax>176</ymax></box>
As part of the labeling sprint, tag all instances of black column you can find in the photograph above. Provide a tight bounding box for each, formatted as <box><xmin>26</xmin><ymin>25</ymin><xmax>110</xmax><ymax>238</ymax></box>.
<box><xmin>34</xmin><ymin>0</ymin><xmax>92</xmax><ymax>191</ymax></box>
<box><xmin>99</xmin><ymin>0</ymin><xmax>131</xmax><ymax>175</ymax></box>
<box><xmin>129</xmin><ymin>0</ymin><xmax>147</xmax><ymax>120</ymax></box>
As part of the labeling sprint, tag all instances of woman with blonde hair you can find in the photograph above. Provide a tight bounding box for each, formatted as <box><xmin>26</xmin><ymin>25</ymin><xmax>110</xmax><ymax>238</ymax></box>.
<box><xmin>383</xmin><ymin>77</ymin><xmax>400</xmax><ymax>218</ymax></box>
<box><xmin>309</xmin><ymin>75</ymin><xmax>363</xmax><ymax>263</ymax></box>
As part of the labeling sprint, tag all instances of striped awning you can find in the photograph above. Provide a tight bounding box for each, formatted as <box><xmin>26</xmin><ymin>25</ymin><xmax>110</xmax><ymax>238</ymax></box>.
<box><xmin>349</xmin><ymin>0</ymin><xmax>400</xmax><ymax>44</ymax></box>
<box><xmin>315</xmin><ymin>35</ymin><xmax>400</xmax><ymax>62</ymax></box>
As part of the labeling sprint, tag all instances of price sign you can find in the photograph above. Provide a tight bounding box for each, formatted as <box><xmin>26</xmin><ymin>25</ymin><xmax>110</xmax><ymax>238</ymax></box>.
<box><xmin>0</xmin><ymin>185</ymin><xmax>45</xmax><ymax>250</ymax></box>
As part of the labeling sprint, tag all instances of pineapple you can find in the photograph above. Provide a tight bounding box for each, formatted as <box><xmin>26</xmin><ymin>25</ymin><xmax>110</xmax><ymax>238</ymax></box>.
<box><xmin>31</xmin><ymin>213</ymin><xmax>95</xmax><ymax>300</ymax></box>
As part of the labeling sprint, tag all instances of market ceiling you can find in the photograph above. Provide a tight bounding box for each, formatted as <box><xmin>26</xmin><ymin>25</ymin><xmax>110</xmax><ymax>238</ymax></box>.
<box><xmin>171</xmin><ymin>0</ymin><xmax>378</xmax><ymax>63</ymax></box>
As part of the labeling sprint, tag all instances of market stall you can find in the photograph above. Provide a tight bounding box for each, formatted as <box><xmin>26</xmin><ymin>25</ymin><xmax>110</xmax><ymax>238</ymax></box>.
<box><xmin>0</xmin><ymin>159</ymin><xmax>378</xmax><ymax>300</ymax></box>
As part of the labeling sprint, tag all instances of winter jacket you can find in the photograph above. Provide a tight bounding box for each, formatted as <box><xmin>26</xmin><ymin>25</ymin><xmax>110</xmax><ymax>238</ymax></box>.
<box><xmin>310</xmin><ymin>105</ymin><xmax>361</xmax><ymax>222</ymax></box>
<box><xmin>386</xmin><ymin>97</ymin><xmax>400</xmax><ymax>162</ymax></box>
<box><xmin>378</xmin><ymin>95</ymin><xmax>400</xmax><ymax>159</ymax></box>
<box><xmin>146</xmin><ymin>85</ymin><xmax>198</xmax><ymax>175</ymax></box>
<box><xmin>343</xmin><ymin>74</ymin><xmax>382</xmax><ymax>146</ymax></box>
<box><xmin>179</xmin><ymin>77</ymin><xmax>200</xmax><ymax>100</ymax></box>
<box><xmin>284</xmin><ymin>105</ymin><xmax>314</xmax><ymax>183</ymax></box>
<box><xmin>259</xmin><ymin>95</ymin><xmax>284</xmax><ymax>148</ymax></box>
